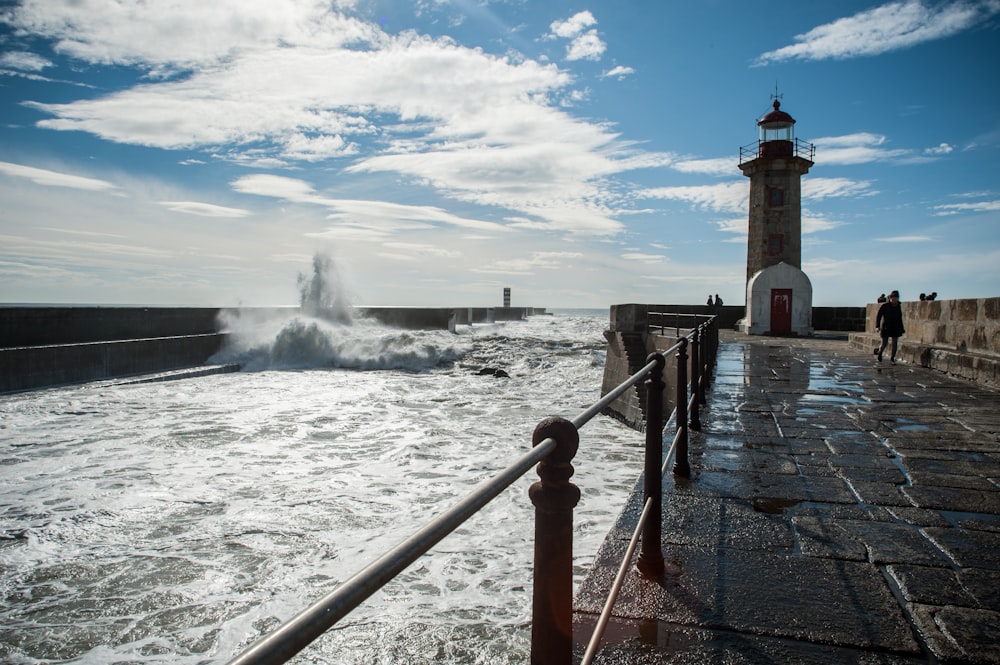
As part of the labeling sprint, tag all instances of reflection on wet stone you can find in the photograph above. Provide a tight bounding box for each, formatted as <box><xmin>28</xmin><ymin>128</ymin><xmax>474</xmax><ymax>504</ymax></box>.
<box><xmin>575</xmin><ymin>331</ymin><xmax>1000</xmax><ymax>663</ymax></box>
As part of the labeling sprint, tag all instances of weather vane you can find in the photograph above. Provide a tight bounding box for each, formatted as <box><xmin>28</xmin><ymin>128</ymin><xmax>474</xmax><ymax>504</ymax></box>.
<box><xmin>770</xmin><ymin>81</ymin><xmax>783</xmax><ymax>103</ymax></box>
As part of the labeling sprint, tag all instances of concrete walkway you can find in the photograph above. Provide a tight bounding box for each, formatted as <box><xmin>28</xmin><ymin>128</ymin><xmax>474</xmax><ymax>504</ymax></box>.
<box><xmin>574</xmin><ymin>331</ymin><xmax>1000</xmax><ymax>664</ymax></box>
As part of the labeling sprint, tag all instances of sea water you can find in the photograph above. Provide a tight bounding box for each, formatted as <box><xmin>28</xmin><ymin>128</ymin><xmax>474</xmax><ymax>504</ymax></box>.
<box><xmin>0</xmin><ymin>306</ymin><xmax>646</xmax><ymax>664</ymax></box>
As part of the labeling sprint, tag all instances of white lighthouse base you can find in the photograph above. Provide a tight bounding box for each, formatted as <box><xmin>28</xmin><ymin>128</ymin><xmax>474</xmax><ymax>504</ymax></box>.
<box><xmin>742</xmin><ymin>262</ymin><xmax>813</xmax><ymax>336</ymax></box>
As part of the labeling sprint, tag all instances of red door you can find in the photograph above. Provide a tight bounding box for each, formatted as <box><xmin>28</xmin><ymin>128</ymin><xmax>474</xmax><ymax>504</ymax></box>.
<box><xmin>770</xmin><ymin>289</ymin><xmax>792</xmax><ymax>333</ymax></box>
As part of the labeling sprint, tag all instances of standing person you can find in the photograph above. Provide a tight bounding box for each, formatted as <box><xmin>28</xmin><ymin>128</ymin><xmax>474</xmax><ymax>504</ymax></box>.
<box><xmin>874</xmin><ymin>290</ymin><xmax>905</xmax><ymax>364</ymax></box>
<box><xmin>713</xmin><ymin>294</ymin><xmax>724</xmax><ymax>318</ymax></box>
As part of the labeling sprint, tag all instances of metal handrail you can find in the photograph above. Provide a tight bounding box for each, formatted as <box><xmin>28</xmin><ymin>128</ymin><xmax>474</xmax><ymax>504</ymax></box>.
<box><xmin>580</xmin><ymin>318</ymin><xmax>718</xmax><ymax>663</ymax></box>
<box><xmin>739</xmin><ymin>137</ymin><xmax>815</xmax><ymax>164</ymax></box>
<box><xmin>580</xmin><ymin>408</ymin><xmax>683</xmax><ymax>665</ymax></box>
<box><xmin>225</xmin><ymin>313</ymin><xmax>719</xmax><ymax>665</ymax></box>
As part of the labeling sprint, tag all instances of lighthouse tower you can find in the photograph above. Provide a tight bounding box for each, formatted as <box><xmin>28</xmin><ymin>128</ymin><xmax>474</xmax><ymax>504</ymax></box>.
<box><xmin>738</xmin><ymin>98</ymin><xmax>815</xmax><ymax>335</ymax></box>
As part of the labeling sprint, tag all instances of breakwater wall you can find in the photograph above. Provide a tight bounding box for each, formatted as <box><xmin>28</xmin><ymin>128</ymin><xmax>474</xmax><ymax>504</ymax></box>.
<box><xmin>0</xmin><ymin>305</ymin><xmax>546</xmax><ymax>393</ymax></box>
<box><xmin>646</xmin><ymin>304</ymin><xmax>864</xmax><ymax>332</ymax></box>
<box><xmin>849</xmin><ymin>297</ymin><xmax>1000</xmax><ymax>387</ymax></box>
<box><xmin>1</xmin><ymin>307</ymin><xmax>228</xmax><ymax>394</ymax></box>
<box><xmin>601</xmin><ymin>304</ymin><xmax>696</xmax><ymax>431</ymax></box>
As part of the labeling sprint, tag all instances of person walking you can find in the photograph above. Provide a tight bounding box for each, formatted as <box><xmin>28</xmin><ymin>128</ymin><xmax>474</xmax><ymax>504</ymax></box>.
<box><xmin>874</xmin><ymin>290</ymin><xmax>905</xmax><ymax>364</ymax></box>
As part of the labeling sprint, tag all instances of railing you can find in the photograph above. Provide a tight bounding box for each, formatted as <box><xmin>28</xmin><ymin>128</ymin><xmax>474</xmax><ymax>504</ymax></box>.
<box><xmin>225</xmin><ymin>315</ymin><xmax>720</xmax><ymax>665</ymax></box>
<box><xmin>739</xmin><ymin>137</ymin><xmax>815</xmax><ymax>165</ymax></box>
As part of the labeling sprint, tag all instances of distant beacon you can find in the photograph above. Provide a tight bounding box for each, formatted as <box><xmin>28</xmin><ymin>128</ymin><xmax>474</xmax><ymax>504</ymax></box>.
<box><xmin>738</xmin><ymin>98</ymin><xmax>815</xmax><ymax>336</ymax></box>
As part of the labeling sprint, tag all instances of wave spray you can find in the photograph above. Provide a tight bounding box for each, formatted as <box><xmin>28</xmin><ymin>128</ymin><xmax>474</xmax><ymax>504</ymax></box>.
<box><xmin>298</xmin><ymin>253</ymin><xmax>353</xmax><ymax>325</ymax></box>
<box><xmin>212</xmin><ymin>252</ymin><xmax>467</xmax><ymax>371</ymax></box>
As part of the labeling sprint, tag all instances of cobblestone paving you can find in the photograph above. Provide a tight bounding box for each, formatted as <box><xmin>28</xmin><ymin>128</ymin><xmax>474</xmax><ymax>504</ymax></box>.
<box><xmin>575</xmin><ymin>332</ymin><xmax>1000</xmax><ymax>664</ymax></box>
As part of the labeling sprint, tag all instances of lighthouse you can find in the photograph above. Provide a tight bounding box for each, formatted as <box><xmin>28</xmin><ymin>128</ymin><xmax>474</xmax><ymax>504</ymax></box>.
<box><xmin>738</xmin><ymin>98</ymin><xmax>815</xmax><ymax>336</ymax></box>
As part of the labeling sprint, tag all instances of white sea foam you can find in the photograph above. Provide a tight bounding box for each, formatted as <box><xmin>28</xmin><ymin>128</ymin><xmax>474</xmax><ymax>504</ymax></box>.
<box><xmin>0</xmin><ymin>303</ymin><xmax>636</xmax><ymax>664</ymax></box>
<box><xmin>211</xmin><ymin>252</ymin><xmax>470</xmax><ymax>372</ymax></box>
<box><xmin>211</xmin><ymin>309</ymin><xmax>470</xmax><ymax>371</ymax></box>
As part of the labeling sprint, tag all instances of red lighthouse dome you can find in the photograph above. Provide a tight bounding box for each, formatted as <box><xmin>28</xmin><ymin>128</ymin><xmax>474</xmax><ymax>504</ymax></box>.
<box><xmin>758</xmin><ymin>100</ymin><xmax>795</xmax><ymax>157</ymax></box>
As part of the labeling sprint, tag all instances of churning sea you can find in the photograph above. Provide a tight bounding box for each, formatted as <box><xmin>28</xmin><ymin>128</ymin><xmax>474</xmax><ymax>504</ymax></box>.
<box><xmin>0</xmin><ymin>307</ymin><xmax>648</xmax><ymax>664</ymax></box>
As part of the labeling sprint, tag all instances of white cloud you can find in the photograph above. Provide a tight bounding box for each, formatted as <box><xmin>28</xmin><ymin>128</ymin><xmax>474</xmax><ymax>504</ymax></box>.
<box><xmin>5</xmin><ymin>0</ymin><xmax>382</xmax><ymax>70</ymax></box>
<box><xmin>0</xmin><ymin>161</ymin><xmax>118</xmax><ymax>192</ymax></box>
<box><xmin>602</xmin><ymin>65</ymin><xmax>635</xmax><ymax>80</ymax></box>
<box><xmin>755</xmin><ymin>0</ymin><xmax>1000</xmax><ymax>65</ymax></box>
<box><xmin>933</xmin><ymin>199</ymin><xmax>1000</xmax><ymax>215</ymax></box>
<box><xmin>802</xmin><ymin>214</ymin><xmax>844</xmax><ymax>234</ymax></box>
<box><xmin>621</xmin><ymin>252</ymin><xmax>664</xmax><ymax>264</ymax></box>
<box><xmin>548</xmin><ymin>11</ymin><xmax>606</xmax><ymax>61</ymax></box>
<box><xmin>875</xmin><ymin>235</ymin><xmax>934</xmax><ymax>242</ymax></box>
<box><xmin>716</xmin><ymin>217</ymin><xmax>747</xmax><ymax>239</ymax></box>
<box><xmin>812</xmin><ymin>133</ymin><xmax>912</xmax><ymax>165</ymax></box>
<box><xmin>549</xmin><ymin>11</ymin><xmax>597</xmax><ymax>39</ymax></box>
<box><xmin>925</xmin><ymin>142</ymin><xmax>954</xmax><ymax>155</ymax></box>
<box><xmin>13</xmin><ymin>5</ymin><xmax>644</xmax><ymax>236</ymax></box>
<box><xmin>565</xmin><ymin>30</ymin><xmax>606</xmax><ymax>61</ymax></box>
<box><xmin>231</xmin><ymin>173</ymin><xmax>509</xmax><ymax>232</ymax></box>
<box><xmin>639</xmin><ymin>181</ymin><xmax>748</xmax><ymax>214</ymax></box>
<box><xmin>232</xmin><ymin>174</ymin><xmax>318</xmax><ymax>201</ymax></box>
<box><xmin>156</xmin><ymin>201</ymin><xmax>252</xmax><ymax>218</ymax></box>
<box><xmin>672</xmin><ymin>157</ymin><xmax>737</xmax><ymax>176</ymax></box>
<box><xmin>803</xmin><ymin>177</ymin><xmax>877</xmax><ymax>199</ymax></box>
<box><xmin>0</xmin><ymin>51</ymin><xmax>53</xmax><ymax>72</ymax></box>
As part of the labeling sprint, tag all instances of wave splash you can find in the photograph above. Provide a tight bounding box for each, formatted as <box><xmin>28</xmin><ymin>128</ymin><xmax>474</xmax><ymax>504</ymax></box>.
<box><xmin>211</xmin><ymin>253</ymin><xmax>469</xmax><ymax>371</ymax></box>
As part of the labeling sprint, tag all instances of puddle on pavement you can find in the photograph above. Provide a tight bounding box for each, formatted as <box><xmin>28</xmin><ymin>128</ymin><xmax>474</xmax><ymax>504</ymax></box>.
<box><xmin>800</xmin><ymin>394</ymin><xmax>865</xmax><ymax>406</ymax></box>
<box><xmin>752</xmin><ymin>497</ymin><xmax>801</xmax><ymax>514</ymax></box>
<box><xmin>795</xmin><ymin>408</ymin><xmax>824</xmax><ymax>417</ymax></box>
<box><xmin>700</xmin><ymin>450</ymin><xmax>744</xmax><ymax>471</ymax></box>
<box><xmin>808</xmin><ymin>375</ymin><xmax>863</xmax><ymax>395</ymax></box>
<box><xmin>889</xmin><ymin>417</ymin><xmax>934</xmax><ymax>432</ymax></box>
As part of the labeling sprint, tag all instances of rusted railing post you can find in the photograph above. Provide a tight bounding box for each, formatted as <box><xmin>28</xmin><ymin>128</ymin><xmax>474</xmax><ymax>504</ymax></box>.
<box><xmin>695</xmin><ymin>325</ymin><xmax>707</xmax><ymax>406</ymax></box>
<box><xmin>673</xmin><ymin>338</ymin><xmax>690</xmax><ymax>478</ymax></box>
<box><xmin>637</xmin><ymin>353</ymin><xmax>665</xmax><ymax>578</ymax></box>
<box><xmin>701</xmin><ymin>322</ymin><xmax>712</xmax><ymax>394</ymax></box>
<box><xmin>529</xmin><ymin>417</ymin><xmax>581</xmax><ymax>665</ymax></box>
<box><xmin>689</xmin><ymin>330</ymin><xmax>701</xmax><ymax>431</ymax></box>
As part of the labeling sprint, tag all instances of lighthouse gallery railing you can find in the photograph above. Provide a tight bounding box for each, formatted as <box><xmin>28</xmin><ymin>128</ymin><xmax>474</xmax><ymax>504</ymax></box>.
<box><xmin>225</xmin><ymin>314</ymin><xmax>720</xmax><ymax>665</ymax></box>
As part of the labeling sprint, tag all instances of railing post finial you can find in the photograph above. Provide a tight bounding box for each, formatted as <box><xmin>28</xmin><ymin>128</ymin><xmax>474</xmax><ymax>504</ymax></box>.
<box><xmin>529</xmin><ymin>416</ymin><xmax>581</xmax><ymax>665</ymax></box>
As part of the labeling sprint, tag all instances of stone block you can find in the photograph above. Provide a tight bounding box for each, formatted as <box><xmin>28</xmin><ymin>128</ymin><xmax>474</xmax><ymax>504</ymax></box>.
<box><xmin>574</xmin><ymin>542</ymin><xmax>920</xmax><ymax>654</ymax></box>
<box><xmin>955</xmin><ymin>298</ymin><xmax>979</xmax><ymax>322</ymax></box>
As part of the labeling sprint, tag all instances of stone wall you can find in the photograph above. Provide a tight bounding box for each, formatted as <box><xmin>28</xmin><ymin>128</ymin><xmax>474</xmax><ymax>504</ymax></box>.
<box><xmin>1</xmin><ymin>334</ymin><xmax>227</xmax><ymax>393</ymax></box>
<box><xmin>849</xmin><ymin>297</ymin><xmax>1000</xmax><ymax>387</ymax></box>
<box><xmin>0</xmin><ymin>306</ymin><xmax>221</xmax><ymax>347</ymax></box>
<box><xmin>601</xmin><ymin>304</ymin><xmax>701</xmax><ymax>431</ymax></box>
<box><xmin>812</xmin><ymin>306</ymin><xmax>866</xmax><ymax>332</ymax></box>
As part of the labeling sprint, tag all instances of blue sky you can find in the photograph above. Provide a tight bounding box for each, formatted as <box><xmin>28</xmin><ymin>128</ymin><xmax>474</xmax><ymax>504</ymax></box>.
<box><xmin>1</xmin><ymin>0</ymin><xmax>998</xmax><ymax>308</ymax></box>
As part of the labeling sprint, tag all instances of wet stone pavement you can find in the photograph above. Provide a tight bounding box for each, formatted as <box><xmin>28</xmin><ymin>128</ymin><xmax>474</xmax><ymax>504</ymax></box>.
<box><xmin>574</xmin><ymin>331</ymin><xmax>1000</xmax><ymax>664</ymax></box>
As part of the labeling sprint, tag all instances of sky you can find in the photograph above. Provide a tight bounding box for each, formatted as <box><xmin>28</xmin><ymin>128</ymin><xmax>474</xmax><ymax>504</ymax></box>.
<box><xmin>1</xmin><ymin>0</ymin><xmax>998</xmax><ymax>309</ymax></box>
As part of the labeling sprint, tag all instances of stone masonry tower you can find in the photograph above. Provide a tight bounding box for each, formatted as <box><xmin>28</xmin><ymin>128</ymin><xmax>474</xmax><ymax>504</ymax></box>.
<box><xmin>739</xmin><ymin>99</ymin><xmax>813</xmax><ymax>281</ymax></box>
<box><xmin>738</xmin><ymin>99</ymin><xmax>816</xmax><ymax>335</ymax></box>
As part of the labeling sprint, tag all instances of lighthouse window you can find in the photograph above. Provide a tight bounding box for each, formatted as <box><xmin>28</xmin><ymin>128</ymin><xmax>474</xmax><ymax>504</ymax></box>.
<box><xmin>768</xmin><ymin>234</ymin><xmax>784</xmax><ymax>256</ymax></box>
<box><xmin>768</xmin><ymin>186</ymin><xmax>785</xmax><ymax>208</ymax></box>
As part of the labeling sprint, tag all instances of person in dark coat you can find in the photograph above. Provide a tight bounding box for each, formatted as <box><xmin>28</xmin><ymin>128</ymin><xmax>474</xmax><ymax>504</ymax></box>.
<box><xmin>874</xmin><ymin>290</ymin><xmax>905</xmax><ymax>364</ymax></box>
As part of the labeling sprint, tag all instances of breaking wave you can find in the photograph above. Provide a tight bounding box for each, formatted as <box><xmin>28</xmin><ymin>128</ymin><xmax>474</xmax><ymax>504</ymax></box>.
<box><xmin>210</xmin><ymin>251</ymin><xmax>470</xmax><ymax>371</ymax></box>
<box><xmin>211</xmin><ymin>309</ymin><xmax>470</xmax><ymax>372</ymax></box>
